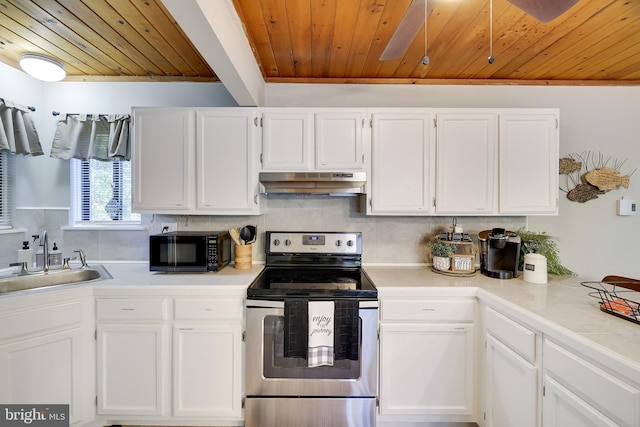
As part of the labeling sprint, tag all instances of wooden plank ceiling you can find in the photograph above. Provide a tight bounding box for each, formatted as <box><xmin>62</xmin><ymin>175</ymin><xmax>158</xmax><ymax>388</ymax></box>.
<box><xmin>233</xmin><ymin>0</ymin><xmax>640</xmax><ymax>85</ymax></box>
<box><xmin>0</xmin><ymin>0</ymin><xmax>216</xmax><ymax>81</ymax></box>
<box><xmin>0</xmin><ymin>0</ymin><xmax>638</xmax><ymax>85</ymax></box>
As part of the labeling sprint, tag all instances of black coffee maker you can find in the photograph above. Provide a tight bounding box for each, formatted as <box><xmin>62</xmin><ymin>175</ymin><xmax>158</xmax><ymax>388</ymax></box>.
<box><xmin>478</xmin><ymin>228</ymin><xmax>521</xmax><ymax>279</ymax></box>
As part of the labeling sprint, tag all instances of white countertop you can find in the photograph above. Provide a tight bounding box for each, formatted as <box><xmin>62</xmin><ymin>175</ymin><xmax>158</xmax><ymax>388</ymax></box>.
<box><xmin>365</xmin><ymin>265</ymin><xmax>640</xmax><ymax>377</ymax></box>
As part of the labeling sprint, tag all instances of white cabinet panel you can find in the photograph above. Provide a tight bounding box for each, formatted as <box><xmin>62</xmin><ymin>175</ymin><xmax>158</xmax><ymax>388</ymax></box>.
<box><xmin>173</xmin><ymin>324</ymin><xmax>242</xmax><ymax>417</ymax></box>
<box><xmin>543</xmin><ymin>377</ymin><xmax>618</xmax><ymax>427</ymax></box>
<box><xmin>261</xmin><ymin>111</ymin><xmax>313</xmax><ymax>170</ymax></box>
<box><xmin>484</xmin><ymin>305</ymin><xmax>536</xmax><ymax>363</ymax></box>
<box><xmin>369</xmin><ymin>112</ymin><xmax>434</xmax><ymax>214</ymax></box>
<box><xmin>133</xmin><ymin>108</ymin><xmax>194</xmax><ymax>212</ymax></box>
<box><xmin>500</xmin><ymin>113</ymin><xmax>558</xmax><ymax>214</ymax></box>
<box><xmin>543</xmin><ymin>339</ymin><xmax>640</xmax><ymax>427</ymax></box>
<box><xmin>197</xmin><ymin>110</ymin><xmax>260</xmax><ymax>213</ymax></box>
<box><xmin>379</xmin><ymin>323</ymin><xmax>474</xmax><ymax>416</ymax></box>
<box><xmin>0</xmin><ymin>295</ymin><xmax>92</xmax><ymax>426</ymax></box>
<box><xmin>0</xmin><ymin>329</ymin><xmax>83</xmax><ymax>424</ymax></box>
<box><xmin>97</xmin><ymin>323</ymin><xmax>167</xmax><ymax>416</ymax></box>
<box><xmin>315</xmin><ymin>111</ymin><xmax>364</xmax><ymax>170</ymax></box>
<box><xmin>485</xmin><ymin>333</ymin><xmax>538</xmax><ymax>427</ymax></box>
<box><xmin>435</xmin><ymin>113</ymin><xmax>497</xmax><ymax>214</ymax></box>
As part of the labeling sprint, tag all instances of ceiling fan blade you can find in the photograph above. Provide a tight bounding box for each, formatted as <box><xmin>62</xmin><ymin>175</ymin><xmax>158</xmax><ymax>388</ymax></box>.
<box><xmin>380</xmin><ymin>0</ymin><xmax>436</xmax><ymax>61</ymax></box>
<box><xmin>507</xmin><ymin>0</ymin><xmax>579</xmax><ymax>23</ymax></box>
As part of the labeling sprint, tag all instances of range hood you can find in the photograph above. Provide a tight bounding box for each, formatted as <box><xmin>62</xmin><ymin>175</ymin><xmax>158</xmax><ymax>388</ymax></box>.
<box><xmin>259</xmin><ymin>172</ymin><xmax>366</xmax><ymax>195</ymax></box>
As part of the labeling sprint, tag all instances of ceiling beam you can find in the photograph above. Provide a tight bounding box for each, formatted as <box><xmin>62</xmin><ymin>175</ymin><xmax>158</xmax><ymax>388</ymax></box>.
<box><xmin>161</xmin><ymin>0</ymin><xmax>265</xmax><ymax>106</ymax></box>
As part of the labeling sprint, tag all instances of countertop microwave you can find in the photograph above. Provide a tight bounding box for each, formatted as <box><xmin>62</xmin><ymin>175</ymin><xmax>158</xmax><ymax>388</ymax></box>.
<box><xmin>149</xmin><ymin>231</ymin><xmax>231</xmax><ymax>272</ymax></box>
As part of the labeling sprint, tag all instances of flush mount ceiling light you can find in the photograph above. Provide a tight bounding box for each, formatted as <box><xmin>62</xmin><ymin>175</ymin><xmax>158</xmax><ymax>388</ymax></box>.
<box><xmin>19</xmin><ymin>53</ymin><xmax>66</xmax><ymax>82</ymax></box>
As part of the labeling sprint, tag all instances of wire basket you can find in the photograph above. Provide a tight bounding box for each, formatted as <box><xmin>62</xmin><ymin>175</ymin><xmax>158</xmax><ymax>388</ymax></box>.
<box><xmin>581</xmin><ymin>280</ymin><xmax>640</xmax><ymax>325</ymax></box>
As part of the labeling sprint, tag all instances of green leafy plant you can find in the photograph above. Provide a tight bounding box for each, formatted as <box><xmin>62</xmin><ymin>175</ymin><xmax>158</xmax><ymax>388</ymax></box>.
<box><xmin>516</xmin><ymin>229</ymin><xmax>574</xmax><ymax>276</ymax></box>
<box><xmin>429</xmin><ymin>239</ymin><xmax>456</xmax><ymax>258</ymax></box>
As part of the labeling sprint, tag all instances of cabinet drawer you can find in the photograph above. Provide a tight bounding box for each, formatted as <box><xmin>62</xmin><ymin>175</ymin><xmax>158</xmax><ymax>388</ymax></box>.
<box><xmin>174</xmin><ymin>298</ymin><xmax>243</xmax><ymax>320</ymax></box>
<box><xmin>0</xmin><ymin>301</ymin><xmax>83</xmax><ymax>342</ymax></box>
<box><xmin>96</xmin><ymin>298</ymin><xmax>168</xmax><ymax>321</ymax></box>
<box><xmin>484</xmin><ymin>306</ymin><xmax>536</xmax><ymax>362</ymax></box>
<box><xmin>544</xmin><ymin>339</ymin><xmax>640</xmax><ymax>426</ymax></box>
<box><xmin>381</xmin><ymin>299</ymin><xmax>475</xmax><ymax>322</ymax></box>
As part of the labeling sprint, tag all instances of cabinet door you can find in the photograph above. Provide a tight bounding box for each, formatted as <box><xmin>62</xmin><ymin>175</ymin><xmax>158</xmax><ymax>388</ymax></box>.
<box><xmin>315</xmin><ymin>111</ymin><xmax>365</xmax><ymax>170</ymax></box>
<box><xmin>435</xmin><ymin>113</ymin><xmax>497</xmax><ymax>214</ymax></box>
<box><xmin>543</xmin><ymin>376</ymin><xmax>618</xmax><ymax>427</ymax></box>
<box><xmin>173</xmin><ymin>323</ymin><xmax>243</xmax><ymax>418</ymax></box>
<box><xmin>379</xmin><ymin>323</ymin><xmax>474</xmax><ymax>416</ymax></box>
<box><xmin>369</xmin><ymin>112</ymin><xmax>434</xmax><ymax>214</ymax></box>
<box><xmin>499</xmin><ymin>114</ymin><xmax>558</xmax><ymax>214</ymax></box>
<box><xmin>196</xmin><ymin>109</ymin><xmax>260</xmax><ymax>214</ymax></box>
<box><xmin>0</xmin><ymin>329</ymin><xmax>83</xmax><ymax>424</ymax></box>
<box><xmin>485</xmin><ymin>333</ymin><xmax>538</xmax><ymax>427</ymax></box>
<box><xmin>261</xmin><ymin>111</ymin><xmax>313</xmax><ymax>170</ymax></box>
<box><xmin>132</xmin><ymin>108</ymin><xmax>194</xmax><ymax>212</ymax></box>
<box><xmin>97</xmin><ymin>323</ymin><xmax>167</xmax><ymax>416</ymax></box>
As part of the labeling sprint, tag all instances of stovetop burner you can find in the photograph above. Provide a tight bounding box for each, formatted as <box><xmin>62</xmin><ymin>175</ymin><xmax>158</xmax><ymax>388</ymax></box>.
<box><xmin>247</xmin><ymin>231</ymin><xmax>377</xmax><ymax>301</ymax></box>
<box><xmin>247</xmin><ymin>266</ymin><xmax>377</xmax><ymax>300</ymax></box>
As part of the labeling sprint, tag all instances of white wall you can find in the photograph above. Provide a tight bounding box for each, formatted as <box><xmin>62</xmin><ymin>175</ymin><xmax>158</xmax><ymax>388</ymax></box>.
<box><xmin>266</xmin><ymin>84</ymin><xmax>640</xmax><ymax>280</ymax></box>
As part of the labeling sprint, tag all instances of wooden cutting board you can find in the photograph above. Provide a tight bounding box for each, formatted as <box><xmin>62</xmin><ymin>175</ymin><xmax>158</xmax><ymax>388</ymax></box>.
<box><xmin>602</xmin><ymin>275</ymin><xmax>640</xmax><ymax>292</ymax></box>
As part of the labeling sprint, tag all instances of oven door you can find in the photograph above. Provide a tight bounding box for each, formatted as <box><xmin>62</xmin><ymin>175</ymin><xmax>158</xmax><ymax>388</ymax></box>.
<box><xmin>245</xmin><ymin>300</ymin><xmax>378</xmax><ymax>397</ymax></box>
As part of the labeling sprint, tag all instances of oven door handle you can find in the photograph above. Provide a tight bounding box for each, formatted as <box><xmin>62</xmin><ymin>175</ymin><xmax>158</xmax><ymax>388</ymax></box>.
<box><xmin>246</xmin><ymin>300</ymin><xmax>378</xmax><ymax>309</ymax></box>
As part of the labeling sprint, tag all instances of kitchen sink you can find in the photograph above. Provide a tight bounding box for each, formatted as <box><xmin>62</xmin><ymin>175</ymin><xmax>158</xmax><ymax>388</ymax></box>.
<box><xmin>0</xmin><ymin>264</ymin><xmax>112</xmax><ymax>294</ymax></box>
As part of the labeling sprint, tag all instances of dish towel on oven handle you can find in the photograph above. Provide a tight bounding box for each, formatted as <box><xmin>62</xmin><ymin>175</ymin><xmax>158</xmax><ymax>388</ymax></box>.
<box><xmin>307</xmin><ymin>300</ymin><xmax>335</xmax><ymax>367</ymax></box>
<box><xmin>283</xmin><ymin>298</ymin><xmax>308</xmax><ymax>359</ymax></box>
<box><xmin>334</xmin><ymin>299</ymin><xmax>359</xmax><ymax>361</ymax></box>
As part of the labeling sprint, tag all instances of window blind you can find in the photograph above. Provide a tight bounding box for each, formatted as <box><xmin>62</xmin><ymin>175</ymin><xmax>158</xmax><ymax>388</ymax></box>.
<box><xmin>70</xmin><ymin>158</ymin><xmax>140</xmax><ymax>224</ymax></box>
<box><xmin>0</xmin><ymin>152</ymin><xmax>15</xmax><ymax>229</ymax></box>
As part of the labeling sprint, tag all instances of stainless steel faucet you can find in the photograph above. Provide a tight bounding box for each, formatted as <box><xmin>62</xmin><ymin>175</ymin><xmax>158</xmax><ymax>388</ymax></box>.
<box><xmin>39</xmin><ymin>230</ymin><xmax>50</xmax><ymax>272</ymax></box>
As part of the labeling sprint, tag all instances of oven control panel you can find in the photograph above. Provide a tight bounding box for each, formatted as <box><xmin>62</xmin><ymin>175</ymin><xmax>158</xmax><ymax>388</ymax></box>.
<box><xmin>267</xmin><ymin>232</ymin><xmax>361</xmax><ymax>254</ymax></box>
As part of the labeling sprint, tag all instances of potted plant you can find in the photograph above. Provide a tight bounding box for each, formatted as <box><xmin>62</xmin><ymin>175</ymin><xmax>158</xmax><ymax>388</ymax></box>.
<box><xmin>429</xmin><ymin>239</ymin><xmax>457</xmax><ymax>271</ymax></box>
<box><xmin>516</xmin><ymin>229</ymin><xmax>574</xmax><ymax>276</ymax></box>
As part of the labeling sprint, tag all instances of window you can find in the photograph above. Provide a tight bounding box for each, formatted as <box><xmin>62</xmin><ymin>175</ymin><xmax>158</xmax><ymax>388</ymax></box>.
<box><xmin>70</xmin><ymin>158</ymin><xmax>140</xmax><ymax>226</ymax></box>
<box><xmin>0</xmin><ymin>152</ymin><xmax>15</xmax><ymax>229</ymax></box>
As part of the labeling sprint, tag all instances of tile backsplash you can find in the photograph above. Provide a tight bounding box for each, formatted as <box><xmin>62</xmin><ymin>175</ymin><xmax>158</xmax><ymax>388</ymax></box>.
<box><xmin>0</xmin><ymin>196</ymin><xmax>526</xmax><ymax>266</ymax></box>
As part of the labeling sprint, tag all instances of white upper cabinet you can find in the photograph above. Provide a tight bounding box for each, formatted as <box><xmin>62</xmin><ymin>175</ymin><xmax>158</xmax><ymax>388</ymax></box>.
<box><xmin>196</xmin><ymin>109</ymin><xmax>260</xmax><ymax>214</ymax></box>
<box><xmin>133</xmin><ymin>108</ymin><xmax>194</xmax><ymax>213</ymax></box>
<box><xmin>261</xmin><ymin>109</ymin><xmax>365</xmax><ymax>171</ymax></box>
<box><xmin>261</xmin><ymin>111</ymin><xmax>313</xmax><ymax>170</ymax></box>
<box><xmin>368</xmin><ymin>110</ymin><xmax>435</xmax><ymax>214</ymax></box>
<box><xmin>499</xmin><ymin>112</ymin><xmax>559</xmax><ymax>215</ymax></box>
<box><xmin>132</xmin><ymin>107</ymin><xmax>261</xmax><ymax>215</ymax></box>
<box><xmin>315</xmin><ymin>111</ymin><xmax>365</xmax><ymax>170</ymax></box>
<box><xmin>435</xmin><ymin>113</ymin><xmax>498</xmax><ymax>215</ymax></box>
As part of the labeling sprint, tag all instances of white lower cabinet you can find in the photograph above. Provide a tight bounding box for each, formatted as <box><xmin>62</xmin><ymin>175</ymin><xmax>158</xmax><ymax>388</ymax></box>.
<box><xmin>0</xmin><ymin>293</ymin><xmax>94</xmax><ymax>426</ymax></box>
<box><xmin>97</xmin><ymin>323</ymin><xmax>168</xmax><ymax>415</ymax></box>
<box><xmin>482</xmin><ymin>305</ymin><xmax>539</xmax><ymax>427</ymax></box>
<box><xmin>95</xmin><ymin>295</ymin><xmax>243</xmax><ymax>425</ymax></box>
<box><xmin>378</xmin><ymin>298</ymin><xmax>476</xmax><ymax>424</ymax></box>
<box><xmin>542</xmin><ymin>339</ymin><xmax>640</xmax><ymax>427</ymax></box>
<box><xmin>172</xmin><ymin>298</ymin><xmax>243</xmax><ymax>418</ymax></box>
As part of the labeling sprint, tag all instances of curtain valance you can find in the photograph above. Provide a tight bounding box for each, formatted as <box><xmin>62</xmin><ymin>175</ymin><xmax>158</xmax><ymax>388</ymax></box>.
<box><xmin>50</xmin><ymin>113</ymin><xmax>131</xmax><ymax>161</ymax></box>
<box><xmin>0</xmin><ymin>99</ymin><xmax>44</xmax><ymax>156</ymax></box>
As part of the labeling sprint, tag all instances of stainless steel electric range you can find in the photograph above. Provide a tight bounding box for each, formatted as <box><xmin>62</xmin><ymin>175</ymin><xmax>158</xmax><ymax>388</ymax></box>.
<box><xmin>245</xmin><ymin>231</ymin><xmax>378</xmax><ymax>427</ymax></box>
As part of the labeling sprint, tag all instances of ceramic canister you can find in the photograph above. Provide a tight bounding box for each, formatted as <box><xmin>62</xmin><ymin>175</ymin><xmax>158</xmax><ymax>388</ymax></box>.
<box><xmin>523</xmin><ymin>253</ymin><xmax>548</xmax><ymax>284</ymax></box>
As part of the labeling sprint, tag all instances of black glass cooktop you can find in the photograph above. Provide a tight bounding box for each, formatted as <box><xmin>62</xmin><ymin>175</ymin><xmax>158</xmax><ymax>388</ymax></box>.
<box><xmin>247</xmin><ymin>267</ymin><xmax>377</xmax><ymax>300</ymax></box>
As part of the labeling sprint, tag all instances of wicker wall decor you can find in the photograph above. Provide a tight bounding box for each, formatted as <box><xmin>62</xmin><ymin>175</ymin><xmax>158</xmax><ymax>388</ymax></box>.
<box><xmin>560</xmin><ymin>152</ymin><xmax>635</xmax><ymax>203</ymax></box>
